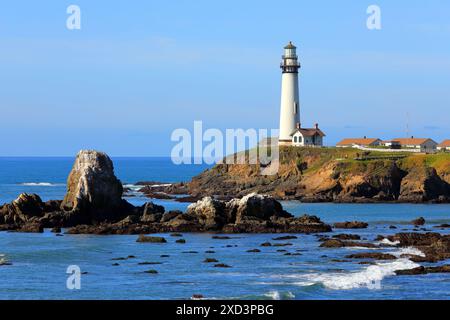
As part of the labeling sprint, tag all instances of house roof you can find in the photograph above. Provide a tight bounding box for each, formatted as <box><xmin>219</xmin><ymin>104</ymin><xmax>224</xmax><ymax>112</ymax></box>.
<box><xmin>291</xmin><ymin>128</ymin><xmax>326</xmax><ymax>138</ymax></box>
<box><xmin>393</xmin><ymin>138</ymin><xmax>437</xmax><ymax>146</ymax></box>
<box><xmin>336</xmin><ymin>138</ymin><xmax>380</xmax><ymax>146</ymax></box>
<box><xmin>438</xmin><ymin>139</ymin><xmax>450</xmax><ymax>147</ymax></box>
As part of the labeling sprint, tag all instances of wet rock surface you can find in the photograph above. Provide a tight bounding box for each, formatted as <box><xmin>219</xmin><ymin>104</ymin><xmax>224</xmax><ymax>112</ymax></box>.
<box><xmin>333</xmin><ymin>221</ymin><xmax>368</xmax><ymax>229</ymax></box>
<box><xmin>345</xmin><ymin>252</ymin><xmax>397</xmax><ymax>260</ymax></box>
<box><xmin>319</xmin><ymin>239</ymin><xmax>377</xmax><ymax>248</ymax></box>
<box><xmin>395</xmin><ymin>265</ymin><xmax>450</xmax><ymax>275</ymax></box>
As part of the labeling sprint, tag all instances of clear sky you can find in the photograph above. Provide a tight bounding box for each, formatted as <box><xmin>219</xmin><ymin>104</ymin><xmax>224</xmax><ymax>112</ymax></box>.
<box><xmin>0</xmin><ymin>0</ymin><xmax>449</xmax><ymax>156</ymax></box>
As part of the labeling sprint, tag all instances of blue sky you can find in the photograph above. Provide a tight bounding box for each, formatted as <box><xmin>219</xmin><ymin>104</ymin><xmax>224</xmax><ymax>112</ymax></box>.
<box><xmin>0</xmin><ymin>0</ymin><xmax>449</xmax><ymax>156</ymax></box>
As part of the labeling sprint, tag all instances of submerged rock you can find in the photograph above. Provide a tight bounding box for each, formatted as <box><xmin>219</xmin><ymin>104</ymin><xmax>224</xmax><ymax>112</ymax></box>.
<box><xmin>411</xmin><ymin>217</ymin><xmax>426</xmax><ymax>226</ymax></box>
<box><xmin>332</xmin><ymin>234</ymin><xmax>361</xmax><ymax>240</ymax></box>
<box><xmin>214</xmin><ymin>263</ymin><xmax>231</xmax><ymax>268</ymax></box>
<box><xmin>320</xmin><ymin>239</ymin><xmax>377</xmax><ymax>248</ymax></box>
<box><xmin>333</xmin><ymin>221</ymin><xmax>368</xmax><ymax>229</ymax></box>
<box><xmin>345</xmin><ymin>252</ymin><xmax>396</xmax><ymax>260</ymax></box>
<box><xmin>136</xmin><ymin>235</ymin><xmax>167</xmax><ymax>243</ymax></box>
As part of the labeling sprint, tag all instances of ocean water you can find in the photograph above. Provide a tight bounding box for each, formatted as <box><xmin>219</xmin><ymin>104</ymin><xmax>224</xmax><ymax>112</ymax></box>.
<box><xmin>1</xmin><ymin>157</ymin><xmax>450</xmax><ymax>300</ymax></box>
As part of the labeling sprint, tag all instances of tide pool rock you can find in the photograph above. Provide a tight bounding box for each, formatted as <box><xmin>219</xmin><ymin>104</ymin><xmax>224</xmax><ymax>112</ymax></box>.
<box><xmin>0</xmin><ymin>193</ymin><xmax>47</xmax><ymax>226</ymax></box>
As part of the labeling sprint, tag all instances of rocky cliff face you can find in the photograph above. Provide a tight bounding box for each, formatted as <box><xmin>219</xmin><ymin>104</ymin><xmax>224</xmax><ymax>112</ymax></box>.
<box><xmin>188</xmin><ymin>147</ymin><xmax>450</xmax><ymax>203</ymax></box>
<box><xmin>61</xmin><ymin>150</ymin><xmax>129</xmax><ymax>222</ymax></box>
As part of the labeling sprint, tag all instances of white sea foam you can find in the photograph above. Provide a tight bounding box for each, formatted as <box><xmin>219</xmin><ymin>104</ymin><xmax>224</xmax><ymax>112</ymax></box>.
<box><xmin>294</xmin><ymin>258</ymin><xmax>420</xmax><ymax>290</ymax></box>
<box><xmin>263</xmin><ymin>291</ymin><xmax>295</xmax><ymax>300</ymax></box>
<box><xmin>21</xmin><ymin>182</ymin><xmax>58</xmax><ymax>187</ymax></box>
<box><xmin>392</xmin><ymin>247</ymin><xmax>425</xmax><ymax>258</ymax></box>
<box><xmin>123</xmin><ymin>184</ymin><xmax>142</xmax><ymax>190</ymax></box>
<box><xmin>281</xmin><ymin>247</ymin><xmax>425</xmax><ymax>291</ymax></box>
<box><xmin>379</xmin><ymin>238</ymin><xmax>400</xmax><ymax>246</ymax></box>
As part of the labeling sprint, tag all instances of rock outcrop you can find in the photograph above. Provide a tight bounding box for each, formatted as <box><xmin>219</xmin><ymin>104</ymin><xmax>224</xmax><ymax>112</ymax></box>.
<box><xmin>379</xmin><ymin>232</ymin><xmax>450</xmax><ymax>263</ymax></box>
<box><xmin>66</xmin><ymin>194</ymin><xmax>332</xmax><ymax>235</ymax></box>
<box><xmin>61</xmin><ymin>150</ymin><xmax>131</xmax><ymax>223</ymax></box>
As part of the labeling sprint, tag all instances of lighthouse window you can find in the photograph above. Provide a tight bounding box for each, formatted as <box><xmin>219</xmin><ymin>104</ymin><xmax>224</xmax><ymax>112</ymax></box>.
<box><xmin>294</xmin><ymin>102</ymin><xmax>298</xmax><ymax>114</ymax></box>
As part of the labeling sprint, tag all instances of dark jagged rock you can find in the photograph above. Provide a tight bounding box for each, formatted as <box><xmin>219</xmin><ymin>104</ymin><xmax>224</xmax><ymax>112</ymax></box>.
<box><xmin>412</xmin><ymin>217</ymin><xmax>426</xmax><ymax>226</ymax></box>
<box><xmin>320</xmin><ymin>239</ymin><xmax>377</xmax><ymax>248</ymax></box>
<box><xmin>136</xmin><ymin>235</ymin><xmax>167</xmax><ymax>243</ymax></box>
<box><xmin>332</xmin><ymin>234</ymin><xmax>361</xmax><ymax>240</ymax></box>
<box><xmin>0</xmin><ymin>193</ymin><xmax>49</xmax><ymax>226</ymax></box>
<box><xmin>345</xmin><ymin>252</ymin><xmax>396</xmax><ymax>260</ymax></box>
<box><xmin>161</xmin><ymin>211</ymin><xmax>182</xmax><ymax>222</ymax></box>
<box><xmin>212</xmin><ymin>236</ymin><xmax>232</xmax><ymax>240</ymax></box>
<box><xmin>144</xmin><ymin>269</ymin><xmax>158</xmax><ymax>274</ymax></box>
<box><xmin>19</xmin><ymin>222</ymin><xmax>44</xmax><ymax>233</ymax></box>
<box><xmin>214</xmin><ymin>263</ymin><xmax>231</xmax><ymax>268</ymax></box>
<box><xmin>333</xmin><ymin>221</ymin><xmax>368</xmax><ymax>229</ymax></box>
<box><xmin>383</xmin><ymin>232</ymin><xmax>450</xmax><ymax>263</ymax></box>
<box><xmin>434</xmin><ymin>224</ymin><xmax>450</xmax><ymax>229</ymax></box>
<box><xmin>272</xmin><ymin>236</ymin><xmax>298</xmax><ymax>241</ymax></box>
<box><xmin>396</xmin><ymin>265</ymin><xmax>450</xmax><ymax>275</ymax></box>
<box><xmin>203</xmin><ymin>258</ymin><xmax>219</xmax><ymax>263</ymax></box>
<box><xmin>140</xmin><ymin>202</ymin><xmax>165</xmax><ymax>223</ymax></box>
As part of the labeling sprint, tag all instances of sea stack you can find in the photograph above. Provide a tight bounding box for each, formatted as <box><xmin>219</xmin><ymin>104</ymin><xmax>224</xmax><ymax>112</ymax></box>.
<box><xmin>61</xmin><ymin>150</ymin><xmax>126</xmax><ymax>222</ymax></box>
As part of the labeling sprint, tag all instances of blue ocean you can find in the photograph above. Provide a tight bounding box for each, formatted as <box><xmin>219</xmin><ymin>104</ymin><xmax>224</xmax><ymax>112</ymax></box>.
<box><xmin>1</xmin><ymin>157</ymin><xmax>450</xmax><ymax>300</ymax></box>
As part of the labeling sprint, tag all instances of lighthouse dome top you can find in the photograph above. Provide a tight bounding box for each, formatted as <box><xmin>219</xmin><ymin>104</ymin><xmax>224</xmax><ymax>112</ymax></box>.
<box><xmin>284</xmin><ymin>41</ymin><xmax>296</xmax><ymax>49</ymax></box>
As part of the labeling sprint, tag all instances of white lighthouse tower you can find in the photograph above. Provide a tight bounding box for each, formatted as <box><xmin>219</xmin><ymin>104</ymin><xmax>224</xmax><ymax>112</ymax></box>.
<box><xmin>278</xmin><ymin>41</ymin><xmax>301</xmax><ymax>145</ymax></box>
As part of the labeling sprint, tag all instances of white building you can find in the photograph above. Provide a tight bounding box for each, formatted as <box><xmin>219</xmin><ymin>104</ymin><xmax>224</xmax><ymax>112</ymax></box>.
<box><xmin>437</xmin><ymin>140</ymin><xmax>450</xmax><ymax>151</ymax></box>
<box><xmin>394</xmin><ymin>138</ymin><xmax>438</xmax><ymax>153</ymax></box>
<box><xmin>291</xmin><ymin>123</ymin><xmax>325</xmax><ymax>147</ymax></box>
<box><xmin>278</xmin><ymin>42</ymin><xmax>325</xmax><ymax>147</ymax></box>
<box><xmin>381</xmin><ymin>140</ymin><xmax>401</xmax><ymax>148</ymax></box>
<box><xmin>336</xmin><ymin>138</ymin><xmax>381</xmax><ymax>148</ymax></box>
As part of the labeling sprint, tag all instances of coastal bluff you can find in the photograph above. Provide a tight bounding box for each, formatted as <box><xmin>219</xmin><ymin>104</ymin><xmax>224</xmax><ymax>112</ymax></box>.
<box><xmin>187</xmin><ymin>147</ymin><xmax>450</xmax><ymax>203</ymax></box>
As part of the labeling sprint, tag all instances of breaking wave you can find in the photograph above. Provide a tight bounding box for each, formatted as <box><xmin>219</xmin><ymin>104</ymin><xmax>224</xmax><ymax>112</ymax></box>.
<box><xmin>20</xmin><ymin>182</ymin><xmax>61</xmax><ymax>187</ymax></box>
<box><xmin>283</xmin><ymin>247</ymin><xmax>425</xmax><ymax>290</ymax></box>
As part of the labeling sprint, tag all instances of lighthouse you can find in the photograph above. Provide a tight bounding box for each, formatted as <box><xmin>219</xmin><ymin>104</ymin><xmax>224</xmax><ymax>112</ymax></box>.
<box><xmin>278</xmin><ymin>41</ymin><xmax>301</xmax><ymax>145</ymax></box>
